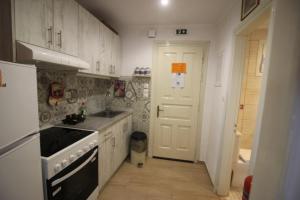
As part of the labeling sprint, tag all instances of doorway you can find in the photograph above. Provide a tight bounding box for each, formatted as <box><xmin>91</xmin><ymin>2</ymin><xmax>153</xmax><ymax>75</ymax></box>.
<box><xmin>216</xmin><ymin>6</ymin><xmax>272</xmax><ymax>197</ymax></box>
<box><xmin>231</xmin><ymin>28</ymin><xmax>268</xmax><ymax>190</ymax></box>
<box><xmin>150</xmin><ymin>42</ymin><xmax>205</xmax><ymax>162</ymax></box>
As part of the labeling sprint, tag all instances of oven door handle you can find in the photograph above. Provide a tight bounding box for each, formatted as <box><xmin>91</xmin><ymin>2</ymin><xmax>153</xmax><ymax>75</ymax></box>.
<box><xmin>51</xmin><ymin>149</ymin><xmax>98</xmax><ymax>187</ymax></box>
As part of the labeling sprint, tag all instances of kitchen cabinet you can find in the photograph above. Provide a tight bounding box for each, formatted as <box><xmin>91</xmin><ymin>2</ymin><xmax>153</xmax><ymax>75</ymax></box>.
<box><xmin>104</xmin><ymin>30</ymin><xmax>121</xmax><ymax>77</ymax></box>
<box><xmin>78</xmin><ymin>9</ymin><xmax>120</xmax><ymax>77</ymax></box>
<box><xmin>52</xmin><ymin>0</ymin><xmax>79</xmax><ymax>56</ymax></box>
<box><xmin>78</xmin><ymin>5</ymin><xmax>100</xmax><ymax>74</ymax></box>
<box><xmin>99</xmin><ymin>127</ymin><xmax>114</xmax><ymax>189</ymax></box>
<box><xmin>98</xmin><ymin>142</ymin><xmax>105</xmax><ymax>190</ymax></box>
<box><xmin>6</xmin><ymin>0</ymin><xmax>121</xmax><ymax>74</ymax></box>
<box><xmin>103</xmin><ymin>25</ymin><xmax>113</xmax><ymax>76</ymax></box>
<box><xmin>111</xmin><ymin>34</ymin><xmax>121</xmax><ymax>77</ymax></box>
<box><xmin>112</xmin><ymin>124</ymin><xmax>122</xmax><ymax>172</ymax></box>
<box><xmin>98</xmin><ymin>115</ymin><xmax>132</xmax><ymax>189</ymax></box>
<box><xmin>14</xmin><ymin>0</ymin><xmax>79</xmax><ymax>56</ymax></box>
<box><xmin>98</xmin><ymin>23</ymin><xmax>106</xmax><ymax>75</ymax></box>
<box><xmin>14</xmin><ymin>0</ymin><xmax>48</xmax><ymax>48</ymax></box>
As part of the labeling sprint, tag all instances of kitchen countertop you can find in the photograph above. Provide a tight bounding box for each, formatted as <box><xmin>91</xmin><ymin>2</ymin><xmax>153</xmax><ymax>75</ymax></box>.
<box><xmin>58</xmin><ymin>110</ymin><xmax>133</xmax><ymax>132</ymax></box>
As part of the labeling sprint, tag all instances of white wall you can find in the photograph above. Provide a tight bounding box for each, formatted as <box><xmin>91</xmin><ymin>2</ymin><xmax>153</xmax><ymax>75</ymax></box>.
<box><xmin>204</xmin><ymin>0</ymin><xmax>241</xmax><ymax>186</ymax></box>
<box><xmin>118</xmin><ymin>23</ymin><xmax>219</xmax><ymax>180</ymax></box>
<box><xmin>205</xmin><ymin>0</ymin><xmax>273</xmax><ymax>191</ymax></box>
<box><xmin>119</xmin><ymin>24</ymin><xmax>217</xmax><ymax>76</ymax></box>
<box><xmin>250</xmin><ymin>0</ymin><xmax>300</xmax><ymax>199</ymax></box>
<box><xmin>283</xmin><ymin>88</ymin><xmax>300</xmax><ymax>199</ymax></box>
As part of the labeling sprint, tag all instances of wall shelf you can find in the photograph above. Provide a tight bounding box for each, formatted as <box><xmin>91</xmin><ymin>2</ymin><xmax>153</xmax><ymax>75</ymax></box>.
<box><xmin>132</xmin><ymin>74</ymin><xmax>151</xmax><ymax>78</ymax></box>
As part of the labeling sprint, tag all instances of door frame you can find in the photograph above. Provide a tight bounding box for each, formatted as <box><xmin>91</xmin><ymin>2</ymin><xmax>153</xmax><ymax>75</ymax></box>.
<box><xmin>215</xmin><ymin>2</ymin><xmax>274</xmax><ymax>195</ymax></box>
<box><xmin>149</xmin><ymin>41</ymin><xmax>210</xmax><ymax>162</ymax></box>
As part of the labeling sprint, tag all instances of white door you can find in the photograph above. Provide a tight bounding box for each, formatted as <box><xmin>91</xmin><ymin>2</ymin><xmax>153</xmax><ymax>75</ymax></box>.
<box><xmin>0</xmin><ymin>62</ymin><xmax>39</xmax><ymax>148</ymax></box>
<box><xmin>153</xmin><ymin>45</ymin><xmax>203</xmax><ymax>161</ymax></box>
<box><xmin>53</xmin><ymin>0</ymin><xmax>79</xmax><ymax>56</ymax></box>
<box><xmin>14</xmin><ymin>0</ymin><xmax>48</xmax><ymax>48</ymax></box>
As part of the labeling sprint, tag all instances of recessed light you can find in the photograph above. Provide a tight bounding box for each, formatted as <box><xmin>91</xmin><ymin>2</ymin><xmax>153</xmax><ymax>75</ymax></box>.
<box><xmin>161</xmin><ymin>0</ymin><xmax>169</xmax><ymax>6</ymax></box>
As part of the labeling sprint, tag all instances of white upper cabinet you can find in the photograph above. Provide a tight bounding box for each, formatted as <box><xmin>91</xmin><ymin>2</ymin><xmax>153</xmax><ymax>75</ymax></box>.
<box><xmin>98</xmin><ymin>22</ymin><xmax>107</xmax><ymax>76</ymax></box>
<box><xmin>14</xmin><ymin>0</ymin><xmax>48</xmax><ymax>48</ymax></box>
<box><xmin>14</xmin><ymin>0</ymin><xmax>79</xmax><ymax>56</ymax></box>
<box><xmin>103</xmin><ymin>26</ymin><xmax>113</xmax><ymax>75</ymax></box>
<box><xmin>53</xmin><ymin>0</ymin><xmax>79</xmax><ymax>56</ymax></box>
<box><xmin>13</xmin><ymin>0</ymin><xmax>121</xmax><ymax>76</ymax></box>
<box><xmin>78</xmin><ymin>5</ymin><xmax>99</xmax><ymax>74</ymax></box>
<box><xmin>79</xmin><ymin>16</ymin><xmax>121</xmax><ymax>78</ymax></box>
<box><xmin>112</xmin><ymin>34</ymin><xmax>121</xmax><ymax>76</ymax></box>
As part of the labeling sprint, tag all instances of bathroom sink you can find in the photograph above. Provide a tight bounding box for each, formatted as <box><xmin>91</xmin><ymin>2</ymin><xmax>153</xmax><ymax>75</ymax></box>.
<box><xmin>93</xmin><ymin>110</ymin><xmax>124</xmax><ymax>118</ymax></box>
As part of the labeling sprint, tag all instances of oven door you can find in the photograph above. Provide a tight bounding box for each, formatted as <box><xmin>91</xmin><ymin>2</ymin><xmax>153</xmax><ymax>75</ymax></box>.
<box><xmin>46</xmin><ymin>147</ymin><xmax>98</xmax><ymax>200</ymax></box>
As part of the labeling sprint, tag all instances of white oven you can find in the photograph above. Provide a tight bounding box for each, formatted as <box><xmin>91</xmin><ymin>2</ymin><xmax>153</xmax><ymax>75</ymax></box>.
<box><xmin>39</xmin><ymin>127</ymin><xmax>99</xmax><ymax>200</ymax></box>
<box><xmin>46</xmin><ymin>147</ymin><xmax>98</xmax><ymax>200</ymax></box>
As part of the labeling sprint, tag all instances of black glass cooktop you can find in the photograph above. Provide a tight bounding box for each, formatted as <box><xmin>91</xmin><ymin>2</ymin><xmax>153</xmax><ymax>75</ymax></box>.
<box><xmin>40</xmin><ymin>127</ymin><xmax>94</xmax><ymax>157</ymax></box>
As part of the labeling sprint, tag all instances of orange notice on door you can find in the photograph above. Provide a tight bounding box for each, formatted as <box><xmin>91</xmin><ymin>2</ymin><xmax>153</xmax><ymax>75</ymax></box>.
<box><xmin>172</xmin><ymin>63</ymin><xmax>187</xmax><ymax>73</ymax></box>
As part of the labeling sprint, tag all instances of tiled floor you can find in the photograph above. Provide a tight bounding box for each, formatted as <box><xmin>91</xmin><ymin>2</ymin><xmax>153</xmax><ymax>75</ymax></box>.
<box><xmin>98</xmin><ymin>158</ymin><xmax>221</xmax><ymax>200</ymax></box>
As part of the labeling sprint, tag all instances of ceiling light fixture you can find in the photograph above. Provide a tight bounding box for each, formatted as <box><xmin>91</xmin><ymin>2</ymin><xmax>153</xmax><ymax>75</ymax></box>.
<box><xmin>161</xmin><ymin>0</ymin><xmax>169</xmax><ymax>6</ymax></box>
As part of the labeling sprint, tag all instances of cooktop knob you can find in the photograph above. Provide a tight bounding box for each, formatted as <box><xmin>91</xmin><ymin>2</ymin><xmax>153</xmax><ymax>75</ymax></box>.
<box><xmin>61</xmin><ymin>159</ymin><xmax>68</xmax><ymax>167</ymax></box>
<box><xmin>54</xmin><ymin>163</ymin><xmax>62</xmax><ymax>173</ymax></box>
<box><xmin>77</xmin><ymin>150</ymin><xmax>83</xmax><ymax>156</ymax></box>
<box><xmin>69</xmin><ymin>154</ymin><xmax>76</xmax><ymax>162</ymax></box>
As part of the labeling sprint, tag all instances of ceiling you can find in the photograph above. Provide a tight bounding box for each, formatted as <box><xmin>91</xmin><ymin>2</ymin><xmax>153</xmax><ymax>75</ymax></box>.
<box><xmin>77</xmin><ymin>0</ymin><xmax>237</xmax><ymax>29</ymax></box>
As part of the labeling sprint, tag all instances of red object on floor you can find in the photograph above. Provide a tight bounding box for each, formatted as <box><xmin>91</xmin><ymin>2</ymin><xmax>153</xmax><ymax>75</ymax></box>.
<box><xmin>242</xmin><ymin>176</ymin><xmax>253</xmax><ymax>200</ymax></box>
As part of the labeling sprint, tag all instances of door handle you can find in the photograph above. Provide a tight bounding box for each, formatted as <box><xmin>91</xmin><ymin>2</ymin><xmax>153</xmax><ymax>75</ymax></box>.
<box><xmin>157</xmin><ymin>105</ymin><xmax>164</xmax><ymax>118</ymax></box>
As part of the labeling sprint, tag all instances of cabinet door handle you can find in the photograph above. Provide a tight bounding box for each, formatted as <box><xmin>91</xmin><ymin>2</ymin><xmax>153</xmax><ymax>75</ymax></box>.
<box><xmin>113</xmin><ymin>137</ymin><xmax>116</xmax><ymax>148</ymax></box>
<box><xmin>48</xmin><ymin>26</ymin><xmax>53</xmax><ymax>45</ymax></box>
<box><xmin>57</xmin><ymin>31</ymin><xmax>62</xmax><ymax>48</ymax></box>
<box><xmin>97</xmin><ymin>61</ymin><xmax>100</xmax><ymax>72</ymax></box>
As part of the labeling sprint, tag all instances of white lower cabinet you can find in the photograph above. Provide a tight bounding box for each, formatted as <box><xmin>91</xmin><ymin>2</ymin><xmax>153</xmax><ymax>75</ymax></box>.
<box><xmin>98</xmin><ymin>115</ymin><xmax>132</xmax><ymax>190</ymax></box>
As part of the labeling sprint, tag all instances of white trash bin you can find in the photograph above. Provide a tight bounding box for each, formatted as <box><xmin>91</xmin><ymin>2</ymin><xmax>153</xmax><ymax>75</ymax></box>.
<box><xmin>130</xmin><ymin>132</ymin><xmax>147</xmax><ymax>167</ymax></box>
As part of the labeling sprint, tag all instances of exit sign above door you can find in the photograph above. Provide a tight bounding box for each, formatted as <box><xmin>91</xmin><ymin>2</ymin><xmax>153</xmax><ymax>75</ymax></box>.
<box><xmin>176</xmin><ymin>29</ymin><xmax>188</xmax><ymax>35</ymax></box>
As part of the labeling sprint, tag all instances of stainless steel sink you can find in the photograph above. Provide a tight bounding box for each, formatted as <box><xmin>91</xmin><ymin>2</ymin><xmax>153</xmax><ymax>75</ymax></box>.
<box><xmin>93</xmin><ymin>110</ymin><xmax>124</xmax><ymax>118</ymax></box>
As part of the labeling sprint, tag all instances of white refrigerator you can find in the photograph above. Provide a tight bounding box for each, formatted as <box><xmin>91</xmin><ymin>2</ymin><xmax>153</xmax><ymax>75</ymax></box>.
<box><xmin>0</xmin><ymin>61</ymin><xmax>44</xmax><ymax>200</ymax></box>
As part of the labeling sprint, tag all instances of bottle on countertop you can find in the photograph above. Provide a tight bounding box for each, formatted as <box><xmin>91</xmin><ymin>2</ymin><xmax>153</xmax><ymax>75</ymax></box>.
<box><xmin>79</xmin><ymin>102</ymin><xmax>87</xmax><ymax>119</ymax></box>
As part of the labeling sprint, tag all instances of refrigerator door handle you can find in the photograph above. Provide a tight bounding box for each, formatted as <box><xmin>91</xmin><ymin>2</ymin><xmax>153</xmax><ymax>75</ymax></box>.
<box><xmin>0</xmin><ymin>132</ymin><xmax>40</xmax><ymax>157</ymax></box>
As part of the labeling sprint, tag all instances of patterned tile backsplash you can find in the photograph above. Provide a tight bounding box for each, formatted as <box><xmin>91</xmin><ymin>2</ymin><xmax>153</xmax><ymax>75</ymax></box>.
<box><xmin>37</xmin><ymin>70</ymin><xmax>151</xmax><ymax>136</ymax></box>
<box><xmin>37</xmin><ymin>70</ymin><xmax>111</xmax><ymax>127</ymax></box>
<box><xmin>112</xmin><ymin>77</ymin><xmax>151</xmax><ymax>136</ymax></box>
